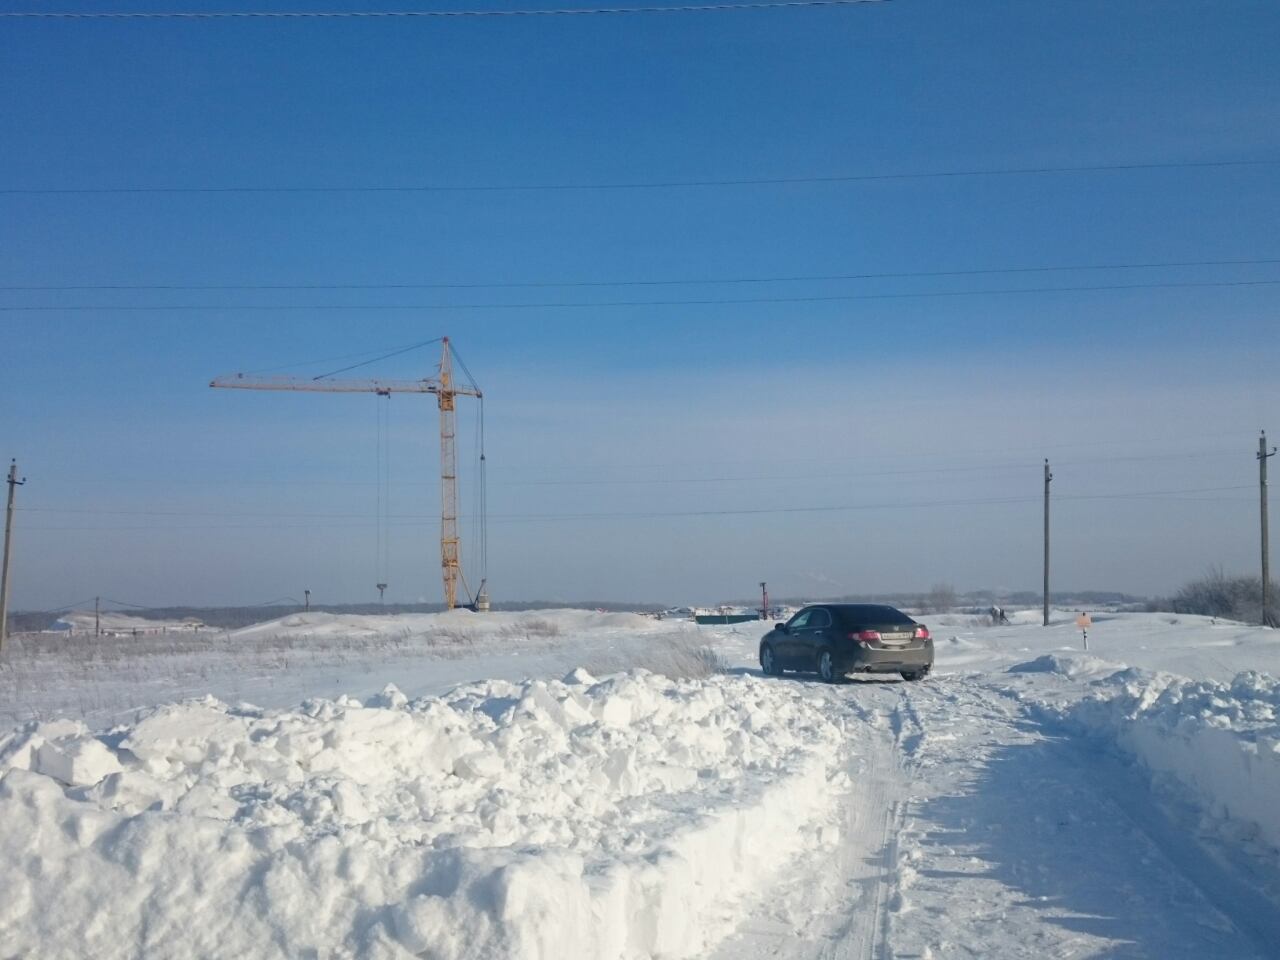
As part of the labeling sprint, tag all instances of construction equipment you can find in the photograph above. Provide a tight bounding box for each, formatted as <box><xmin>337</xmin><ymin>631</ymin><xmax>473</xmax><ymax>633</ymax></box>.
<box><xmin>211</xmin><ymin>337</ymin><xmax>486</xmax><ymax>610</ymax></box>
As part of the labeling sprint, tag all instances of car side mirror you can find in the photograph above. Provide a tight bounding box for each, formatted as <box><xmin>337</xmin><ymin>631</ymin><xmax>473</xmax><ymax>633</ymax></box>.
<box><xmin>775</xmin><ymin>623</ymin><xmax>788</xmax><ymax>634</ymax></box>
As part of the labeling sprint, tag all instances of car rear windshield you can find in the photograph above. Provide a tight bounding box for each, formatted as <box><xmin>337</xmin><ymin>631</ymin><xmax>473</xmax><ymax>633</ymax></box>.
<box><xmin>834</xmin><ymin>605</ymin><xmax>915</xmax><ymax>627</ymax></box>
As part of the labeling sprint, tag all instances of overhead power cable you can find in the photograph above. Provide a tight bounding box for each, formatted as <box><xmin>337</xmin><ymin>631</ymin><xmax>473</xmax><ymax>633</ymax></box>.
<box><xmin>100</xmin><ymin>597</ymin><xmax>155</xmax><ymax>609</ymax></box>
<box><xmin>0</xmin><ymin>1</ymin><xmax>888</xmax><ymax>20</ymax></box>
<box><xmin>19</xmin><ymin>495</ymin><xmax>1258</xmax><ymax>531</ymax></box>
<box><xmin>4</xmin><ymin>278</ymin><xmax>1277</xmax><ymax>312</ymax></box>
<box><xmin>1</xmin><ymin>159</ymin><xmax>1273</xmax><ymax>196</ymax></box>
<box><xmin>8</xmin><ymin>257</ymin><xmax>1278</xmax><ymax>293</ymax></box>
<box><xmin>16</xmin><ymin>485</ymin><xmax>1256</xmax><ymax>523</ymax></box>
<box><xmin>21</xmin><ymin>447</ymin><xmax>1248</xmax><ymax>491</ymax></box>
<box><xmin>17</xmin><ymin>597</ymin><xmax>99</xmax><ymax>616</ymax></box>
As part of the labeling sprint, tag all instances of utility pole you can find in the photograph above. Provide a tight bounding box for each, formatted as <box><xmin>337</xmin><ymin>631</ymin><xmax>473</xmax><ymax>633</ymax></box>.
<box><xmin>304</xmin><ymin>589</ymin><xmax>311</xmax><ymax>612</ymax></box>
<box><xmin>759</xmin><ymin>581</ymin><xmax>769</xmax><ymax>621</ymax></box>
<box><xmin>1043</xmin><ymin>459</ymin><xmax>1052</xmax><ymax>627</ymax></box>
<box><xmin>95</xmin><ymin>596</ymin><xmax>101</xmax><ymax>638</ymax></box>
<box><xmin>0</xmin><ymin>459</ymin><xmax>26</xmax><ymax>650</ymax></box>
<box><xmin>1261</xmin><ymin>431</ymin><xmax>1277</xmax><ymax>627</ymax></box>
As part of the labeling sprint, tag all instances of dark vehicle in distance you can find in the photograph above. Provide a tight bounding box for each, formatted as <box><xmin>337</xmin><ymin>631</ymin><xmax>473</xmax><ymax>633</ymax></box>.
<box><xmin>759</xmin><ymin>603</ymin><xmax>933</xmax><ymax>682</ymax></box>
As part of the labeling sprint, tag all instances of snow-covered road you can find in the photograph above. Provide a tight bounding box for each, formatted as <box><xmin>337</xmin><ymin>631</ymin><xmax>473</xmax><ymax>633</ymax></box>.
<box><xmin>711</xmin><ymin>670</ymin><xmax>1278</xmax><ymax>960</ymax></box>
<box><xmin>2</xmin><ymin>609</ymin><xmax>1279</xmax><ymax>959</ymax></box>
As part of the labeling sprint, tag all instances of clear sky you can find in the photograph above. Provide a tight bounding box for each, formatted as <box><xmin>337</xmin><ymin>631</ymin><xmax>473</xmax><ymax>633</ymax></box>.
<box><xmin>1</xmin><ymin>0</ymin><xmax>1278</xmax><ymax>610</ymax></box>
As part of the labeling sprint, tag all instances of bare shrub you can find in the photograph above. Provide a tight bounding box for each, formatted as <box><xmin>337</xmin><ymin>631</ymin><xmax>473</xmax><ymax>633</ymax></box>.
<box><xmin>1170</xmin><ymin>567</ymin><xmax>1278</xmax><ymax>624</ymax></box>
<box><xmin>516</xmin><ymin>617</ymin><xmax>561</xmax><ymax>638</ymax></box>
<box><xmin>587</xmin><ymin>633</ymin><xmax>727</xmax><ymax>680</ymax></box>
<box><xmin>495</xmin><ymin>617</ymin><xmax>563</xmax><ymax>642</ymax></box>
<box><xmin>423</xmin><ymin>627</ymin><xmax>477</xmax><ymax>647</ymax></box>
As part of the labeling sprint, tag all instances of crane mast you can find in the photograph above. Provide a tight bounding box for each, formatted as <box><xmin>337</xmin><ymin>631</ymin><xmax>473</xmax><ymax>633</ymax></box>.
<box><xmin>210</xmin><ymin>337</ymin><xmax>483</xmax><ymax>610</ymax></box>
<box><xmin>437</xmin><ymin>343</ymin><xmax>460</xmax><ymax>610</ymax></box>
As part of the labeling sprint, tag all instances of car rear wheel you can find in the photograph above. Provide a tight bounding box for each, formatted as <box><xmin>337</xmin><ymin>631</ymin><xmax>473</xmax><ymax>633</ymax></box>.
<box><xmin>817</xmin><ymin>648</ymin><xmax>839</xmax><ymax>683</ymax></box>
<box><xmin>760</xmin><ymin>642</ymin><xmax>782</xmax><ymax>676</ymax></box>
<box><xmin>901</xmin><ymin>665</ymin><xmax>931</xmax><ymax>681</ymax></box>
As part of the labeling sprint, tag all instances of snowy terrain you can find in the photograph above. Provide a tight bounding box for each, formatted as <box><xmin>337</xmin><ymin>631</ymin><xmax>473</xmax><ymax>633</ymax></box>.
<box><xmin>2</xmin><ymin>608</ymin><xmax>1279</xmax><ymax>958</ymax></box>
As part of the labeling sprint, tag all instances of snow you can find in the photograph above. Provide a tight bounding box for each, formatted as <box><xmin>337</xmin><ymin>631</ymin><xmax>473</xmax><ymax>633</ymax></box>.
<box><xmin>1006</xmin><ymin>658</ymin><xmax>1280</xmax><ymax>851</ymax></box>
<box><xmin>0</xmin><ymin>609</ymin><xmax>695</xmax><ymax>729</ymax></box>
<box><xmin>2</xmin><ymin>607</ymin><xmax>1280</xmax><ymax>958</ymax></box>
<box><xmin>0</xmin><ymin>668</ymin><xmax>847</xmax><ymax>960</ymax></box>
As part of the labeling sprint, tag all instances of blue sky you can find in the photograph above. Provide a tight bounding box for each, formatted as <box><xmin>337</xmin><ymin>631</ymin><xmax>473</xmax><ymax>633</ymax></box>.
<box><xmin>1</xmin><ymin>1</ymin><xmax>1278</xmax><ymax>609</ymax></box>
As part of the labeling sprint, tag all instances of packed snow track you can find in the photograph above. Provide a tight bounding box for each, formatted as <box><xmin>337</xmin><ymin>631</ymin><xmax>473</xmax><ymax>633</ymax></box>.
<box><xmin>1</xmin><ymin>610</ymin><xmax>1279</xmax><ymax>959</ymax></box>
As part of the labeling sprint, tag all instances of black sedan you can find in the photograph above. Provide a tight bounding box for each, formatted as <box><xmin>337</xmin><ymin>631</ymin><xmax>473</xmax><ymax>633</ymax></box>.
<box><xmin>759</xmin><ymin>603</ymin><xmax>933</xmax><ymax>682</ymax></box>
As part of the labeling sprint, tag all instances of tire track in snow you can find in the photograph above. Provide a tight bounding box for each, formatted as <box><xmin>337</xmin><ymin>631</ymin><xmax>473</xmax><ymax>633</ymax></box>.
<box><xmin>883</xmin><ymin>675</ymin><xmax>1276</xmax><ymax>960</ymax></box>
<box><xmin>706</xmin><ymin>682</ymin><xmax>911</xmax><ymax>960</ymax></box>
<box><xmin>715</xmin><ymin>671</ymin><xmax>1278</xmax><ymax>960</ymax></box>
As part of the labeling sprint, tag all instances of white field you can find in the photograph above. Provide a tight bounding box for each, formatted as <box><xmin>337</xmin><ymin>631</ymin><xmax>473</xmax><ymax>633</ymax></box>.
<box><xmin>2</xmin><ymin>607</ymin><xmax>1279</xmax><ymax>959</ymax></box>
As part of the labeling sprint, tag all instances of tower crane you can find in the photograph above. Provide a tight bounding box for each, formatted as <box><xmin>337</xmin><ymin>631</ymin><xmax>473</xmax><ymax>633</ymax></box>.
<box><xmin>210</xmin><ymin>337</ymin><xmax>486</xmax><ymax>610</ymax></box>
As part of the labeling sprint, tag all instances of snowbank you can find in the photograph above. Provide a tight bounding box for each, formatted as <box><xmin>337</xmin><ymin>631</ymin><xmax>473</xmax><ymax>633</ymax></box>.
<box><xmin>229</xmin><ymin>607</ymin><xmax>664</xmax><ymax>645</ymax></box>
<box><xmin>1013</xmin><ymin>657</ymin><xmax>1280</xmax><ymax>851</ymax></box>
<box><xmin>0</xmin><ymin>669</ymin><xmax>846</xmax><ymax>960</ymax></box>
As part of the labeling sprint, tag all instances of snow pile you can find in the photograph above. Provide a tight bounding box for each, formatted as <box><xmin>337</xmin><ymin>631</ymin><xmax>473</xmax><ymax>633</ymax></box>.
<box><xmin>1006</xmin><ymin>652</ymin><xmax>1124</xmax><ymax>681</ymax></box>
<box><xmin>0</xmin><ymin>670</ymin><xmax>846</xmax><ymax>960</ymax></box>
<box><xmin>1029</xmin><ymin>663</ymin><xmax>1280</xmax><ymax>851</ymax></box>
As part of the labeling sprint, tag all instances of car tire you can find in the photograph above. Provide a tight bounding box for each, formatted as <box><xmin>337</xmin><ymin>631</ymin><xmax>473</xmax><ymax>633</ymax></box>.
<box><xmin>817</xmin><ymin>648</ymin><xmax>839</xmax><ymax>683</ymax></box>
<box><xmin>760</xmin><ymin>642</ymin><xmax>782</xmax><ymax>677</ymax></box>
<box><xmin>900</xmin><ymin>665</ymin><xmax>932</xmax><ymax>682</ymax></box>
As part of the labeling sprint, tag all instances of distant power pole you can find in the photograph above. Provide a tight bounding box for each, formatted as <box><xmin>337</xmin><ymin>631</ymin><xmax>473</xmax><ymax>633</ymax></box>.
<box><xmin>0</xmin><ymin>459</ymin><xmax>26</xmax><ymax>650</ymax></box>
<box><xmin>759</xmin><ymin>581</ymin><xmax>769</xmax><ymax>620</ymax></box>
<box><xmin>95</xmin><ymin>596</ymin><xmax>101</xmax><ymax>638</ymax></box>
<box><xmin>304</xmin><ymin>589</ymin><xmax>311</xmax><ymax>612</ymax></box>
<box><xmin>1261</xmin><ymin>431</ymin><xmax>1277</xmax><ymax>627</ymax></box>
<box><xmin>1043</xmin><ymin>459</ymin><xmax>1053</xmax><ymax>627</ymax></box>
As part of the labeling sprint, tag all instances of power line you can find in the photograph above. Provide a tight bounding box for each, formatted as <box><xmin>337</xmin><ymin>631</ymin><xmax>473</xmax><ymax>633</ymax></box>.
<box><xmin>4</xmin><ymin>278</ymin><xmax>1277</xmax><ymax>312</ymax></box>
<box><xmin>2</xmin><ymin>159</ymin><xmax>1273</xmax><ymax>196</ymax></box>
<box><xmin>20</xmin><ymin>444</ymin><xmax>1258</xmax><ymax>489</ymax></box>
<box><xmin>494</xmin><ymin>450</ymin><xmax>1247</xmax><ymax>486</ymax></box>
<box><xmin>15</xmin><ymin>596</ymin><xmax>99</xmax><ymax>616</ymax></box>
<box><xmin>0</xmin><ymin>1</ymin><xmax>889</xmax><ymax>21</ymax></box>
<box><xmin>15</xmin><ymin>485</ymin><xmax>1256</xmax><ymax>525</ymax></box>
<box><xmin>7</xmin><ymin>257</ymin><xmax>1277</xmax><ymax>293</ymax></box>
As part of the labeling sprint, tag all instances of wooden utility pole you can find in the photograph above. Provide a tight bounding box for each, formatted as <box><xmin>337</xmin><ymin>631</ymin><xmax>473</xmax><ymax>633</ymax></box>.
<box><xmin>304</xmin><ymin>589</ymin><xmax>311</xmax><ymax>612</ymax></box>
<box><xmin>1261</xmin><ymin>431</ymin><xmax>1277</xmax><ymax>627</ymax></box>
<box><xmin>0</xmin><ymin>459</ymin><xmax>25</xmax><ymax>650</ymax></box>
<box><xmin>95</xmin><ymin>596</ymin><xmax>101</xmax><ymax>638</ymax></box>
<box><xmin>1043</xmin><ymin>459</ymin><xmax>1052</xmax><ymax>627</ymax></box>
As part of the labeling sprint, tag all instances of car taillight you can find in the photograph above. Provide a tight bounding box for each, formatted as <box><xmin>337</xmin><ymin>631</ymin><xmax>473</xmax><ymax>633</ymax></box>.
<box><xmin>914</xmin><ymin>626</ymin><xmax>930</xmax><ymax>640</ymax></box>
<box><xmin>855</xmin><ymin>630</ymin><xmax>881</xmax><ymax>643</ymax></box>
